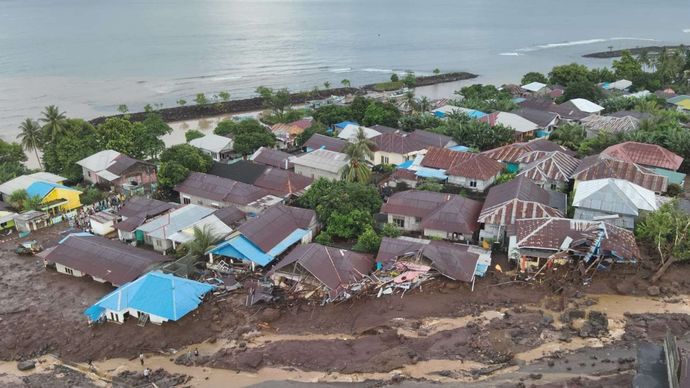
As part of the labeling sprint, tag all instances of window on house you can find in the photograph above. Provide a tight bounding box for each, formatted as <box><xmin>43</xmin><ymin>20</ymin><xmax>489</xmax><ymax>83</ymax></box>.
<box><xmin>381</xmin><ymin>156</ymin><xmax>389</xmax><ymax>164</ymax></box>
<box><xmin>182</xmin><ymin>196</ymin><xmax>191</xmax><ymax>204</ymax></box>
<box><xmin>197</xmin><ymin>200</ymin><xmax>203</xmax><ymax>205</ymax></box>
<box><xmin>64</xmin><ymin>267</ymin><xmax>74</xmax><ymax>275</ymax></box>
<box><xmin>414</xmin><ymin>217</ymin><xmax>422</xmax><ymax>223</ymax></box>
<box><xmin>154</xmin><ymin>240</ymin><xmax>161</xmax><ymax>248</ymax></box>
<box><xmin>393</xmin><ymin>217</ymin><xmax>405</xmax><ymax>228</ymax></box>
<box><xmin>550</xmin><ymin>183</ymin><xmax>557</xmax><ymax>190</ymax></box>
<box><xmin>470</xmin><ymin>181</ymin><xmax>477</xmax><ymax>188</ymax></box>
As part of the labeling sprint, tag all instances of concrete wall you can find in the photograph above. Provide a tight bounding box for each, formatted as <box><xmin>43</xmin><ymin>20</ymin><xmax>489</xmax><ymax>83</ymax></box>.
<box><xmin>55</xmin><ymin>263</ymin><xmax>84</xmax><ymax>278</ymax></box>
<box><xmin>294</xmin><ymin>165</ymin><xmax>341</xmax><ymax>181</ymax></box>
<box><xmin>178</xmin><ymin>191</ymin><xmax>261</xmax><ymax>214</ymax></box>
<box><xmin>386</xmin><ymin>213</ymin><xmax>421</xmax><ymax>232</ymax></box>
<box><xmin>480</xmin><ymin>223</ymin><xmax>504</xmax><ymax>242</ymax></box>
<box><xmin>447</xmin><ymin>175</ymin><xmax>495</xmax><ymax>192</ymax></box>
<box><xmin>90</xmin><ymin>220</ymin><xmax>115</xmax><ymax>236</ymax></box>
<box><xmin>423</xmin><ymin>228</ymin><xmax>473</xmax><ymax>242</ymax></box>
<box><xmin>373</xmin><ymin>151</ymin><xmax>409</xmax><ymax>166</ymax></box>
<box><xmin>573</xmin><ymin>208</ymin><xmax>635</xmax><ymax>229</ymax></box>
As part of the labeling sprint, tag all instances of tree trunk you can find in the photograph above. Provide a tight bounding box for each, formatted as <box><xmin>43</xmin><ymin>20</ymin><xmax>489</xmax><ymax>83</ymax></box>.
<box><xmin>651</xmin><ymin>256</ymin><xmax>677</xmax><ymax>283</ymax></box>
<box><xmin>35</xmin><ymin>149</ymin><xmax>43</xmax><ymax>170</ymax></box>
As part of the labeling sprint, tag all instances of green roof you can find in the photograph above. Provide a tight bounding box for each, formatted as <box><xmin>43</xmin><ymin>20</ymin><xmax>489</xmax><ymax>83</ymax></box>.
<box><xmin>651</xmin><ymin>167</ymin><xmax>686</xmax><ymax>186</ymax></box>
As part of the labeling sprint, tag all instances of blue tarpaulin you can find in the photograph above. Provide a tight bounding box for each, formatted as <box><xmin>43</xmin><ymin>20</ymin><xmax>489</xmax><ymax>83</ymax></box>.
<box><xmin>448</xmin><ymin>145</ymin><xmax>471</xmax><ymax>152</ymax></box>
<box><xmin>84</xmin><ymin>271</ymin><xmax>214</xmax><ymax>322</ymax></box>
<box><xmin>414</xmin><ymin>167</ymin><xmax>448</xmax><ymax>180</ymax></box>
<box><xmin>210</xmin><ymin>236</ymin><xmax>273</xmax><ymax>266</ymax></box>
<box><xmin>26</xmin><ymin>181</ymin><xmax>79</xmax><ymax>199</ymax></box>
<box><xmin>334</xmin><ymin>121</ymin><xmax>357</xmax><ymax>130</ymax></box>
<box><xmin>397</xmin><ymin>160</ymin><xmax>414</xmax><ymax>169</ymax></box>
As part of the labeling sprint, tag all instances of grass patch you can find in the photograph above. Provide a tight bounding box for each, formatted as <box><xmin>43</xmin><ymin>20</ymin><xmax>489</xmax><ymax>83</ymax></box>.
<box><xmin>372</xmin><ymin>81</ymin><xmax>403</xmax><ymax>92</ymax></box>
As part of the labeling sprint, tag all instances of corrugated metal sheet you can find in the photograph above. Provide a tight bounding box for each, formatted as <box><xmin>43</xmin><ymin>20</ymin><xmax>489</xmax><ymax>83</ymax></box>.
<box><xmin>479</xmin><ymin>177</ymin><xmax>564</xmax><ymax>225</ymax></box>
<box><xmin>573</xmin><ymin>155</ymin><xmax>668</xmax><ymax>193</ymax></box>
<box><xmin>518</xmin><ymin>151</ymin><xmax>580</xmax><ymax>184</ymax></box>
<box><xmin>601</xmin><ymin>142</ymin><xmax>683</xmax><ymax>171</ymax></box>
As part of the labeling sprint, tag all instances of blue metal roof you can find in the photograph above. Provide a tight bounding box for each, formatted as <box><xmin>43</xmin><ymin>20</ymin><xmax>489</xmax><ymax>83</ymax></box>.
<box><xmin>26</xmin><ymin>181</ymin><xmax>79</xmax><ymax>199</ymax></box>
<box><xmin>211</xmin><ymin>236</ymin><xmax>274</xmax><ymax>266</ymax></box>
<box><xmin>397</xmin><ymin>160</ymin><xmax>414</xmax><ymax>169</ymax></box>
<box><xmin>267</xmin><ymin>228</ymin><xmax>309</xmax><ymax>257</ymax></box>
<box><xmin>334</xmin><ymin>121</ymin><xmax>357</xmax><ymax>129</ymax></box>
<box><xmin>433</xmin><ymin>111</ymin><xmax>447</xmax><ymax>118</ymax></box>
<box><xmin>467</xmin><ymin>110</ymin><xmax>487</xmax><ymax>119</ymax></box>
<box><xmin>415</xmin><ymin>167</ymin><xmax>448</xmax><ymax>180</ymax></box>
<box><xmin>448</xmin><ymin>145</ymin><xmax>470</xmax><ymax>152</ymax></box>
<box><xmin>84</xmin><ymin>271</ymin><xmax>214</xmax><ymax>322</ymax></box>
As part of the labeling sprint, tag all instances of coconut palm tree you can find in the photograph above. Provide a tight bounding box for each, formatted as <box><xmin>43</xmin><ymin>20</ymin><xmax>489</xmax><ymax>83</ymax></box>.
<box><xmin>7</xmin><ymin>190</ymin><xmax>28</xmax><ymax>211</ymax></box>
<box><xmin>341</xmin><ymin>127</ymin><xmax>374</xmax><ymax>183</ymax></box>
<box><xmin>634</xmin><ymin>98</ymin><xmax>658</xmax><ymax>114</ymax></box>
<box><xmin>183</xmin><ymin>225</ymin><xmax>222</xmax><ymax>259</ymax></box>
<box><xmin>323</xmin><ymin>81</ymin><xmax>331</xmax><ymax>90</ymax></box>
<box><xmin>403</xmin><ymin>90</ymin><xmax>417</xmax><ymax>113</ymax></box>
<box><xmin>417</xmin><ymin>96</ymin><xmax>432</xmax><ymax>113</ymax></box>
<box><xmin>17</xmin><ymin>118</ymin><xmax>43</xmax><ymax>169</ymax></box>
<box><xmin>341</xmin><ymin>79</ymin><xmax>351</xmax><ymax>88</ymax></box>
<box><xmin>40</xmin><ymin>105</ymin><xmax>67</xmax><ymax>141</ymax></box>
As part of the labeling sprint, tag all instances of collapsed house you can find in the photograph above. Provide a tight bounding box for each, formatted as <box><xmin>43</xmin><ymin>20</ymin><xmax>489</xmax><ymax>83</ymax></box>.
<box><xmin>84</xmin><ymin>271</ymin><xmax>215</xmax><ymax>325</ymax></box>
<box><xmin>375</xmin><ymin>237</ymin><xmax>492</xmax><ymax>292</ymax></box>
<box><xmin>269</xmin><ymin>243</ymin><xmax>374</xmax><ymax>300</ymax></box>
<box><xmin>507</xmin><ymin>217</ymin><xmax>640</xmax><ymax>272</ymax></box>
<box><xmin>39</xmin><ymin>233</ymin><xmax>169</xmax><ymax>286</ymax></box>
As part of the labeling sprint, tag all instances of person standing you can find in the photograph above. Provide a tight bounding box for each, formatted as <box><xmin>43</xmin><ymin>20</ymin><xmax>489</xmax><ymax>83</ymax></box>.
<box><xmin>139</xmin><ymin>353</ymin><xmax>144</xmax><ymax>366</ymax></box>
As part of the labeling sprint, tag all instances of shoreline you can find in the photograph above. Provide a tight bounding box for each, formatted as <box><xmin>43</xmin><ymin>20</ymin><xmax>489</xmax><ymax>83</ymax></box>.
<box><xmin>87</xmin><ymin>72</ymin><xmax>477</xmax><ymax>126</ymax></box>
<box><xmin>582</xmin><ymin>44</ymin><xmax>688</xmax><ymax>58</ymax></box>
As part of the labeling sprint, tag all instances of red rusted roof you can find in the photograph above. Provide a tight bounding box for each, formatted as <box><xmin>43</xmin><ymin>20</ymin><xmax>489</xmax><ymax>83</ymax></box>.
<box><xmin>421</xmin><ymin>147</ymin><xmax>474</xmax><ymax>170</ymax></box>
<box><xmin>517</xmin><ymin>151</ymin><xmax>580</xmax><ymax>184</ymax></box>
<box><xmin>482</xmin><ymin>139</ymin><xmax>572</xmax><ymax>163</ymax></box>
<box><xmin>253</xmin><ymin>167</ymin><xmax>313</xmax><ymax>197</ymax></box>
<box><xmin>573</xmin><ymin>155</ymin><xmax>668</xmax><ymax>193</ymax></box>
<box><xmin>239</xmin><ymin>204</ymin><xmax>315</xmax><ymax>253</ymax></box>
<box><xmin>381</xmin><ymin>191</ymin><xmax>482</xmax><ymax>234</ymax></box>
<box><xmin>601</xmin><ymin>142</ymin><xmax>683</xmax><ymax>171</ymax></box>
<box><xmin>372</xmin><ymin>132</ymin><xmax>427</xmax><ymax>155</ymax></box>
<box><xmin>447</xmin><ymin>154</ymin><xmax>504</xmax><ymax>181</ymax></box>
<box><xmin>478</xmin><ymin>177</ymin><xmax>564</xmax><ymax>226</ymax></box>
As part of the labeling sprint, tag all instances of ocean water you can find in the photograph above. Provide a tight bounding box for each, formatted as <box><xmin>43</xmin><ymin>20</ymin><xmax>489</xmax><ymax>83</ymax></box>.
<box><xmin>1</xmin><ymin>0</ymin><xmax>689</xmax><ymax>140</ymax></box>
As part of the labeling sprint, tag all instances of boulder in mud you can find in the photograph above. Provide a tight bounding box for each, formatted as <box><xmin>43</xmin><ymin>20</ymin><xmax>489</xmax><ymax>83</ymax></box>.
<box><xmin>17</xmin><ymin>360</ymin><xmax>35</xmax><ymax>371</ymax></box>
<box><xmin>260</xmin><ymin>308</ymin><xmax>281</xmax><ymax>323</ymax></box>
<box><xmin>647</xmin><ymin>286</ymin><xmax>660</xmax><ymax>296</ymax></box>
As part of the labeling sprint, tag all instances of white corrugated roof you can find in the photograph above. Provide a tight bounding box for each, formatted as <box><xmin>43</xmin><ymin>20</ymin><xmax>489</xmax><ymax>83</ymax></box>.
<box><xmin>293</xmin><ymin>149</ymin><xmax>349</xmax><ymax>174</ymax></box>
<box><xmin>573</xmin><ymin>178</ymin><xmax>659</xmax><ymax>216</ymax></box>
<box><xmin>136</xmin><ymin>204</ymin><xmax>216</xmax><ymax>239</ymax></box>
<box><xmin>168</xmin><ymin>214</ymin><xmax>233</xmax><ymax>244</ymax></box>
<box><xmin>76</xmin><ymin>150</ymin><xmax>122</xmax><ymax>171</ymax></box>
<box><xmin>337</xmin><ymin>124</ymin><xmax>381</xmax><ymax>141</ymax></box>
<box><xmin>189</xmin><ymin>134</ymin><xmax>234</xmax><ymax>154</ymax></box>
<box><xmin>495</xmin><ymin>112</ymin><xmax>540</xmax><ymax>133</ymax></box>
<box><xmin>609</xmin><ymin>79</ymin><xmax>632</xmax><ymax>90</ymax></box>
<box><xmin>521</xmin><ymin>82</ymin><xmax>547</xmax><ymax>92</ymax></box>
<box><xmin>568</xmin><ymin>98</ymin><xmax>604</xmax><ymax>113</ymax></box>
<box><xmin>0</xmin><ymin>172</ymin><xmax>66</xmax><ymax>196</ymax></box>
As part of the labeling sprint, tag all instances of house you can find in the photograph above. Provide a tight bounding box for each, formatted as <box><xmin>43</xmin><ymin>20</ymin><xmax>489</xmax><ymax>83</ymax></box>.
<box><xmin>431</xmin><ymin>105</ymin><xmax>486</xmax><ymax>119</ymax></box>
<box><xmin>580</xmin><ymin>115</ymin><xmax>640</xmax><ymax>138</ymax></box>
<box><xmin>302</xmin><ymin>133</ymin><xmax>348</xmax><ymax>153</ymax></box>
<box><xmin>0</xmin><ymin>210</ymin><xmax>17</xmax><ymax>231</ymax></box>
<box><xmin>572</xmin><ymin>178</ymin><xmax>663</xmax><ymax>229</ymax></box>
<box><xmin>572</xmin><ymin>155</ymin><xmax>668</xmax><ymax>193</ymax></box>
<box><xmin>174</xmin><ymin>172</ymin><xmax>279</xmax><ymax>213</ymax></box>
<box><xmin>13</xmin><ymin>210</ymin><xmax>49</xmax><ymax>233</ymax></box>
<box><xmin>602</xmin><ymin>79</ymin><xmax>632</xmax><ymax>91</ymax></box>
<box><xmin>479</xmin><ymin>112</ymin><xmax>540</xmax><ymax>141</ymax></box>
<box><xmin>167</xmin><ymin>213</ymin><xmax>235</xmax><ymax>248</ymax></box>
<box><xmin>39</xmin><ymin>233</ymin><xmax>169</xmax><ymax>286</ymax></box>
<box><xmin>207</xmin><ymin>161</ymin><xmax>312</xmax><ymax>198</ymax></box>
<box><xmin>507</xmin><ymin>218</ymin><xmax>640</xmax><ymax>270</ymax></box>
<box><xmin>0</xmin><ymin>172</ymin><xmax>66</xmax><ymax>201</ymax></box>
<box><xmin>114</xmin><ymin>197</ymin><xmax>177</xmax><ymax>242</ymax></box>
<box><xmin>513</xmin><ymin>108</ymin><xmax>560</xmax><ymax>137</ymax></box>
<box><xmin>607</xmin><ymin>110</ymin><xmax>653</xmax><ymax>120</ymax></box>
<box><xmin>601</xmin><ymin>142</ymin><xmax>683</xmax><ymax>171</ymax></box>
<box><xmin>269</xmin><ymin>243</ymin><xmax>373</xmax><ymax>299</ymax></box>
<box><xmin>517</xmin><ymin>151</ymin><xmax>580</xmax><ymax>191</ymax></box>
<box><xmin>667</xmin><ymin>95</ymin><xmax>690</xmax><ymax>111</ymax></box>
<box><xmin>519</xmin><ymin>98</ymin><xmax>590</xmax><ymax>122</ymax></box>
<box><xmin>209</xmin><ymin>204</ymin><xmax>318</xmax><ymax>268</ymax></box>
<box><xmin>446</xmin><ymin>154</ymin><xmax>504</xmax><ymax>192</ymax></box>
<box><xmin>26</xmin><ymin>181</ymin><xmax>82</xmax><ymax>213</ymax></box>
<box><xmin>386</xmin><ymin>168</ymin><xmax>419</xmax><ymax>188</ymax></box>
<box><xmin>380</xmin><ymin>190</ymin><xmax>482</xmax><ymax>242</ymax></box>
<box><xmin>76</xmin><ymin>150</ymin><xmax>157</xmax><ymax>194</ymax></box>
<box><xmin>250</xmin><ymin>147</ymin><xmax>294</xmax><ymax>169</ymax></box>
<box><xmin>562</xmin><ymin>98</ymin><xmax>604</xmax><ymax>115</ymax></box>
<box><xmin>337</xmin><ymin>124</ymin><xmax>382</xmax><ymax>141</ymax></box>
<box><xmin>478</xmin><ymin>177</ymin><xmax>566</xmax><ymax>242</ymax></box>
<box><xmin>407</xmin><ymin>129</ymin><xmax>457</xmax><ymax>149</ymax></box>
<box><xmin>520</xmin><ymin>82</ymin><xmax>548</xmax><ymax>95</ymax></box>
<box><xmin>89</xmin><ymin>211</ymin><xmax>120</xmax><ymax>236</ymax></box>
<box><xmin>371</xmin><ymin>131</ymin><xmax>427</xmax><ymax>165</ymax></box>
<box><xmin>271</xmin><ymin>119</ymin><xmax>314</xmax><ymax>147</ymax></box>
<box><xmin>369</xmin><ymin>125</ymin><xmax>401</xmax><ymax>134</ymax></box>
<box><xmin>189</xmin><ymin>134</ymin><xmax>234</xmax><ymax>162</ymax></box>
<box><xmin>292</xmin><ymin>149</ymin><xmax>349</xmax><ymax>181</ymax></box>
<box><xmin>482</xmin><ymin>138</ymin><xmax>572</xmax><ymax>173</ymax></box>
<box><xmin>135</xmin><ymin>204</ymin><xmax>217</xmax><ymax>252</ymax></box>
<box><xmin>376</xmin><ymin>237</ymin><xmax>491</xmax><ymax>284</ymax></box>
<box><xmin>84</xmin><ymin>271</ymin><xmax>214</xmax><ymax>325</ymax></box>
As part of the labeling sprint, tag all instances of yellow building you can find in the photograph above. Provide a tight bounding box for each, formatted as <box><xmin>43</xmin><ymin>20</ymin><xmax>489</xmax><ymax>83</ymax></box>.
<box><xmin>26</xmin><ymin>181</ymin><xmax>82</xmax><ymax>213</ymax></box>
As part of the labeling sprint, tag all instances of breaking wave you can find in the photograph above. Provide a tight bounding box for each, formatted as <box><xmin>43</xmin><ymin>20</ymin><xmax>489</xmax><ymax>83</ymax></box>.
<box><xmin>329</xmin><ymin>67</ymin><xmax>352</xmax><ymax>73</ymax></box>
<box><xmin>516</xmin><ymin>37</ymin><xmax>657</xmax><ymax>52</ymax></box>
<box><xmin>499</xmin><ymin>52</ymin><xmax>521</xmax><ymax>56</ymax></box>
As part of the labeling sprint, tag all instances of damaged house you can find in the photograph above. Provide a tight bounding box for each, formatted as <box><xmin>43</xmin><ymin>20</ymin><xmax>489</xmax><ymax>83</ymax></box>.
<box><xmin>507</xmin><ymin>217</ymin><xmax>640</xmax><ymax>271</ymax></box>
<box><xmin>376</xmin><ymin>237</ymin><xmax>492</xmax><ymax>288</ymax></box>
<box><xmin>380</xmin><ymin>190</ymin><xmax>483</xmax><ymax>242</ymax></box>
<box><xmin>114</xmin><ymin>197</ymin><xmax>178</xmax><ymax>242</ymax></box>
<box><xmin>209</xmin><ymin>204</ymin><xmax>318</xmax><ymax>269</ymax></box>
<box><xmin>269</xmin><ymin>243</ymin><xmax>374</xmax><ymax>300</ymax></box>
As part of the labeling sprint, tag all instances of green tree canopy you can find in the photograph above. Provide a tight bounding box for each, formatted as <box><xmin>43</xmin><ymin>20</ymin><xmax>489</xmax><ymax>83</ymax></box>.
<box><xmin>185</xmin><ymin>129</ymin><xmax>205</xmax><ymax>142</ymax></box>
<box><xmin>326</xmin><ymin>209</ymin><xmax>373</xmax><ymax>239</ymax></box>
<box><xmin>521</xmin><ymin>72</ymin><xmax>548</xmax><ymax>85</ymax></box>
<box><xmin>42</xmin><ymin>119</ymin><xmax>99</xmax><ymax>181</ymax></box>
<box><xmin>612</xmin><ymin>51</ymin><xmax>643</xmax><ymax>81</ymax></box>
<box><xmin>559</xmin><ymin>80</ymin><xmax>604</xmax><ymax>103</ymax></box>
<box><xmin>17</xmin><ymin>119</ymin><xmax>43</xmax><ymax>169</ymax></box>
<box><xmin>362</xmin><ymin>101</ymin><xmax>401</xmax><ymax>127</ymax></box>
<box><xmin>295</xmin><ymin>122</ymin><xmax>328</xmax><ymax>147</ymax></box>
<box><xmin>313</xmin><ymin>105</ymin><xmax>353</xmax><ymax>127</ymax></box>
<box><xmin>296</xmin><ymin>179</ymin><xmax>382</xmax><ymax>227</ymax></box>
<box><xmin>432</xmin><ymin>114</ymin><xmax>514</xmax><ymax>150</ymax></box>
<box><xmin>548</xmin><ymin>63</ymin><xmax>590</xmax><ymax>86</ymax></box>
<box><xmin>548</xmin><ymin>123</ymin><xmax>586</xmax><ymax>151</ymax></box>
<box><xmin>353</xmin><ymin>226</ymin><xmax>382</xmax><ymax>253</ymax></box>
<box><xmin>256</xmin><ymin>86</ymin><xmax>292</xmax><ymax>118</ymax></box>
<box><xmin>160</xmin><ymin>144</ymin><xmax>213</xmax><ymax>173</ymax></box>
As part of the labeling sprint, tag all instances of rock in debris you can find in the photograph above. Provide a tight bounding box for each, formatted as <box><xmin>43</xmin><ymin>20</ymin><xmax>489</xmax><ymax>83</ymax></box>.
<box><xmin>259</xmin><ymin>308</ymin><xmax>281</xmax><ymax>323</ymax></box>
<box><xmin>17</xmin><ymin>360</ymin><xmax>36</xmax><ymax>371</ymax></box>
<box><xmin>647</xmin><ymin>286</ymin><xmax>661</xmax><ymax>296</ymax></box>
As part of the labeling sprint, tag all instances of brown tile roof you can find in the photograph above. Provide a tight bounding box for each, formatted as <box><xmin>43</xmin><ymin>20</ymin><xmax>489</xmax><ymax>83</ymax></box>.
<box><xmin>514</xmin><ymin>108</ymin><xmax>559</xmax><ymax>128</ymax></box>
<box><xmin>289</xmin><ymin>118</ymin><xmax>314</xmax><ymax>130</ymax></box>
<box><xmin>302</xmin><ymin>133</ymin><xmax>347</xmax><ymax>153</ymax></box>
<box><xmin>114</xmin><ymin>197</ymin><xmax>178</xmax><ymax>233</ymax></box>
<box><xmin>512</xmin><ymin>218</ymin><xmax>640</xmax><ymax>261</ymax></box>
<box><xmin>517</xmin><ymin>151</ymin><xmax>580</xmax><ymax>184</ymax></box>
<box><xmin>519</xmin><ymin>98</ymin><xmax>588</xmax><ymax>121</ymax></box>
<box><xmin>421</xmin><ymin>147</ymin><xmax>474</xmax><ymax>170</ymax></box>
<box><xmin>481</xmin><ymin>139</ymin><xmax>572</xmax><ymax>163</ymax></box>
<box><xmin>390</xmin><ymin>168</ymin><xmax>418</xmax><ymax>182</ymax></box>
<box><xmin>407</xmin><ymin>129</ymin><xmax>454</xmax><ymax>148</ymax></box>
<box><xmin>239</xmin><ymin>204</ymin><xmax>315</xmax><ymax>253</ymax></box>
<box><xmin>381</xmin><ymin>191</ymin><xmax>482</xmax><ymax>234</ymax></box>
<box><xmin>369</xmin><ymin>125</ymin><xmax>401</xmax><ymax>134</ymax></box>
<box><xmin>479</xmin><ymin>177</ymin><xmax>564</xmax><ymax>226</ymax></box>
<box><xmin>601</xmin><ymin>141</ymin><xmax>683</xmax><ymax>171</ymax></box>
<box><xmin>251</xmin><ymin>147</ymin><xmax>293</xmax><ymax>169</ymax></box>
<box><xmin>572</xmin><ymin>155</ymin><xmax>668</xmax><ymax>193</ymax></box>
<box><xmin>174</xmin><ymin>172</ymin><xmax>269</xmax><ymax>205</ymax></box>
<box><xmin>372</xmin><ymin>132</ymin><xmax>427</xmax><ymax>155</ymax></box>
<box><xmin>41</xmin><ymin>233</ymin><xmax>169</xmax><ymax>286</ymax></box>
<box><xmin>447</xmin><ymin>154</ymin><xmax>504</xmax><ymax>181</ymax></box>
<box><xmin>212</xmin><ymin>206</ymin><xmax>246</xmax><ymax>227</ymax></box>
<box><xmin>271</xmin><ymin>243</ymin><xmax>373</xmax><ymax>297</ymax></box>
<box><xmin>253</xmin><ymin>167</ymin><xmax>313</xmax><ymax>197</ymax></box>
